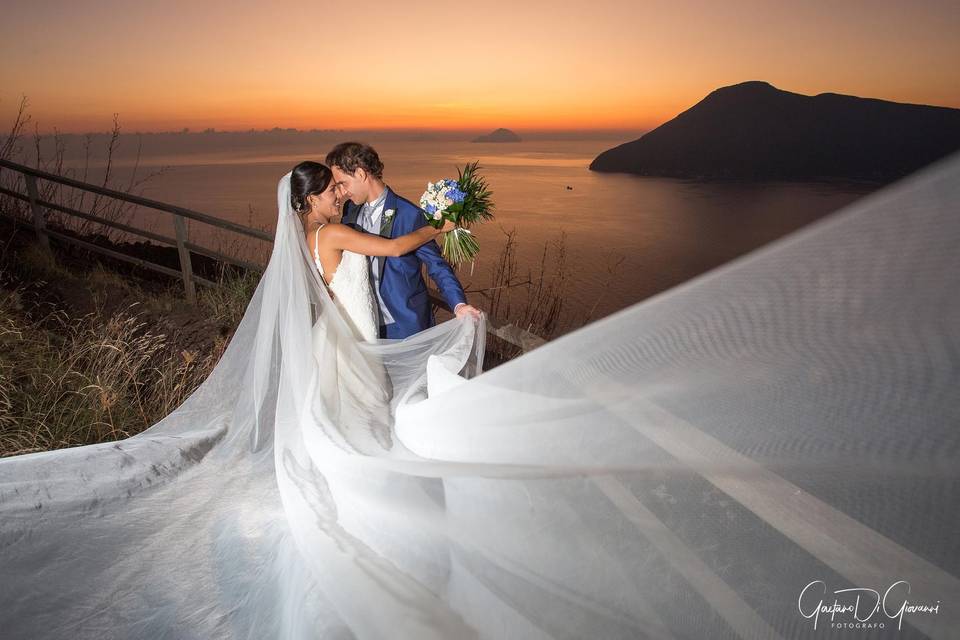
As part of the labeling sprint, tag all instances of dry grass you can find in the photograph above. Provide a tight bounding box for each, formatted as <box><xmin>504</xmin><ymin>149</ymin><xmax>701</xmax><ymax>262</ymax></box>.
<box><xmin>198</xmin><ymin>265</ymin><xmax>262</xmax><ymax>328</ymax></box>
<box><xmin>0</xmin><ymin>269</ymin><xmax>224</xmax><ymax>457</ymax></box>
<box><xmin>0</xmin><ymin>232</ymin><xmax>233</xmax><ymax>457</ymax></box>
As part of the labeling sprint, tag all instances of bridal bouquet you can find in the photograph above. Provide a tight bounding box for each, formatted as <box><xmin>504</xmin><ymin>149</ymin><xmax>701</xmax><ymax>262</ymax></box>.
<box><xmin>420</xmin><ymin>162</ymin><xmax>494</xmax><ymax>265</ymax></box>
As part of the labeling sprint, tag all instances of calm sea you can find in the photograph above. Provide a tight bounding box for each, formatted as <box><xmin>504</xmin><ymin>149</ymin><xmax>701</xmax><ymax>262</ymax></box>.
<box><xmin>57</xmin><ymin>135</ymin><xmax>879</xmax><ymax>327</ymax></box>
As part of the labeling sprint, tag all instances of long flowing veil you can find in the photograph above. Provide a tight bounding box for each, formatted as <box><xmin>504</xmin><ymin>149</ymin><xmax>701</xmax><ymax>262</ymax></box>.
<box><xmin>1</xmin><ymin>156</ymin><xmax>958</xmax><ymax>639</ymax></box>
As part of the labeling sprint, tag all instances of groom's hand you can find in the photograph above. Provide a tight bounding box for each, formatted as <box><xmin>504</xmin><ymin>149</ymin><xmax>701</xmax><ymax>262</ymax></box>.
<box><xmin>454</xmin><ymin>303</ymin><xmax>482</xmax><ymax>320</ymax></box>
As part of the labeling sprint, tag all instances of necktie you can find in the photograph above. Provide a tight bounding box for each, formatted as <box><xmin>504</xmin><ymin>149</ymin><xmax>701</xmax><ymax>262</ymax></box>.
<box><xmin>358</xmin><ymin>203</ymin><xmax>371</xmax><ymax>230</ymax></box>
<box><xmin>359</xmin><ymin>204</ymin><xmax>384</xmax><ymax>326</ymax></box>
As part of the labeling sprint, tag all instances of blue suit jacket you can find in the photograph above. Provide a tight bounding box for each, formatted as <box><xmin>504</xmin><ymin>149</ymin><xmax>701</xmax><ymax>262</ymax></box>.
<box><xmin>341</xmin><ymin>187</ymin><xmax>467</xmax><ymax>339</ymax></box>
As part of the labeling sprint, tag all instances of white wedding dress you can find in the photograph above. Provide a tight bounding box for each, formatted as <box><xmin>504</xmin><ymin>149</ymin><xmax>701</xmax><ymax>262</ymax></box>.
<box><xmin>312</xmin><ymin>224</ymin><xmax>379</xmax><ymax>343</ymax></box>
<box><xmin>0</xmin><ymin>160</ymin><xmax>958</xmax><ymax>639</ymax></box>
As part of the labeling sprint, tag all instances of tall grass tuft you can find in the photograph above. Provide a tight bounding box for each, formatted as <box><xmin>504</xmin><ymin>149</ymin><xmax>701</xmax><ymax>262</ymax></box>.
<box><xmin>198</xmin><ymin>265</ymin><xmax>262</xmax><ymax>328</ymax></box>
<box><xmin>0</xmin><ymin>280</ymin><xmax>223</xmax><ymax>457</ymax></box>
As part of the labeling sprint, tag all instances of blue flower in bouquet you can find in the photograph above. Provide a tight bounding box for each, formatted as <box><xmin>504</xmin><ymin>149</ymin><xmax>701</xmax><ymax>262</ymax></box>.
<box><xmin>446</xmin><ymin>185</ymin><xmax>466</xmax><ymax>204</ymax></box>
<box><xmin>420</xmin><ymin>179</ymin><xmax>465</xmax><ymax>220</ymax></box>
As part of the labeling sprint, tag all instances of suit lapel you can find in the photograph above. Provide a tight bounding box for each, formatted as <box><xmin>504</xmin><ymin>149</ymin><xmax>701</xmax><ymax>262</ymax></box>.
<box><xmin>341</xmin><ymin>199</ymin><xmax>359</xmax><ymax>227</ymax></box>
<box><xmin>377</xmin><ymin>187</ymin><xmax>398</xmax><ymax>284</ymax></box>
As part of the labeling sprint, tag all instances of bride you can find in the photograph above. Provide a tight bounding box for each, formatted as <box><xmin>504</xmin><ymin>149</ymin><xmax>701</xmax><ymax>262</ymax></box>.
<box><xmin>0</xmin><ymin>154</ymin><xmax>957</xmax><ymax>639</ymax></box>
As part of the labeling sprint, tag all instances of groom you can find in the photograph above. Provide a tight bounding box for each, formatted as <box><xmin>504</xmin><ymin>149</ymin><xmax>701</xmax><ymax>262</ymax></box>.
<box><xmin>326</xmin><ymin>142</ymin><xmax>482</xmax><ymax>339</ymax></box>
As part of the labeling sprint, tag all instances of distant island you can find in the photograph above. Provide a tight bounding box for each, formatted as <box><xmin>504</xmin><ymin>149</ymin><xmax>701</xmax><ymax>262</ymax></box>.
<box><xmin>590</xmin><ymin>81</ymin><xmax>960</xmax><ymax>182</ymax></box>
<box><xmin>472</xmin><ymin>128</ymin><xmax>522</xmax><ymax>143</ymax></box>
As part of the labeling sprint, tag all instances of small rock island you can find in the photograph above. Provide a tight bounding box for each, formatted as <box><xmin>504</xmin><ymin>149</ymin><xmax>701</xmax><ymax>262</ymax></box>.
<box><xmin>472</xmin><ymin>128</ymin><xmax>522</xmax><ymax>143</ymax></box>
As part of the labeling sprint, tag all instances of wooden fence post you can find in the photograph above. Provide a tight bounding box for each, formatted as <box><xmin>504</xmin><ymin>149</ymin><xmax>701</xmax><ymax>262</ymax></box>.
<box><xmin>172</xmin><ymin>214</ymin><xmax>197</xmax><ymax>304</ymax></box>
<box><xmin>24</xmin><ymin>174</ymin><xmax>51</xmax><ymax>252</ymax></box>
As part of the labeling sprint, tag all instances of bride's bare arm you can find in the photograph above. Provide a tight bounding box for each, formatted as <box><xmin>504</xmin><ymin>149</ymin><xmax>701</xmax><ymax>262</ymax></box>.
<box><xmin>321</xmin><ymin>220</ymin><xmax>455</xmax><ymax>257</ymax></box>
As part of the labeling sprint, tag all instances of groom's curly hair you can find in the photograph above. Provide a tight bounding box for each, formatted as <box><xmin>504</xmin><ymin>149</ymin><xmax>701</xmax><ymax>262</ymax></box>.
<box><xmin>325</xmin><ymin>142</ymin><xmax>384</xmax><ymax>180</ymax></box>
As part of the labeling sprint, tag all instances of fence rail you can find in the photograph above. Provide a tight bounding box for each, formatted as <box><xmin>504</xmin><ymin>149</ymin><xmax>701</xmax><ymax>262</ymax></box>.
<box><xmin>0</xmin><ymin>158</ymin><xmax>543</xmax><ymax>353</ymax></box>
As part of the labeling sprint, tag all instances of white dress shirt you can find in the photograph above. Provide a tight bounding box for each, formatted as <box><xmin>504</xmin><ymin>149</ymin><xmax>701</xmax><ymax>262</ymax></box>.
<box><xmin>358</xmin><ymin>189</ymin><xmax>395</xmax><ymax>325</ymax></box>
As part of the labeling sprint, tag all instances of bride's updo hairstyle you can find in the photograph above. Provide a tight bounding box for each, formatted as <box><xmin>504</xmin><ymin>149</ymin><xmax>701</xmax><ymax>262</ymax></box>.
<box><xmin>290</xmin><ymin>161</ymin><xmax>333</xmax><ymax>215</ymax></box>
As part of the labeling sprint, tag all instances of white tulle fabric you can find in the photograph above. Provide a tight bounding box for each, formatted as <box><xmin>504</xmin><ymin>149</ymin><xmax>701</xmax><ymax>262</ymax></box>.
<box><xmin>1</xmin><ymin>157</ymin><xmax>958</xmax><ymax>639</ymax></box>
<box><xmin>313</xmin><ymin>224</ymin><xmax>379</xmax><ymax>343</ymax></box>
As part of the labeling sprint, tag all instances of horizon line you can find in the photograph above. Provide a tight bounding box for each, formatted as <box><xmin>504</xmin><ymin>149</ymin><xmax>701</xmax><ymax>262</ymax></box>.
<box><xmin>24</xmin><ymin>126</ymin><xmax>651</xmax><ymax>137</ymax></box>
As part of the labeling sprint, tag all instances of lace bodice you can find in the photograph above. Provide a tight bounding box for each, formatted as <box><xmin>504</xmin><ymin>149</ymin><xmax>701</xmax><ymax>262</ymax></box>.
<box><xmin>314</xmin><ymin>225</ymin><xmax>379</xmax><ymax>342</ymax></box>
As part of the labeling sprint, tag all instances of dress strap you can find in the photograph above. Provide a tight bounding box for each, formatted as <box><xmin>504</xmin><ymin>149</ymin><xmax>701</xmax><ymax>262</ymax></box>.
<box><xmin>313</xmin><ymin>224</ymin><xmax>324</xmax><ymax>264</ymax></box>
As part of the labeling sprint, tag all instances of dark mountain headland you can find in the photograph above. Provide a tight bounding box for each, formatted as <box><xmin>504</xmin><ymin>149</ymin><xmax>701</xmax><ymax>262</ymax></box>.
<box><xmin>590</xmin><ymin>81</ymin><xmax>960</xmax><ymax>181</ymax></box>
<box><xmin>472</xmin><ymin>128</ymin><xmax>522</xmax><ymax>143</ymax></box>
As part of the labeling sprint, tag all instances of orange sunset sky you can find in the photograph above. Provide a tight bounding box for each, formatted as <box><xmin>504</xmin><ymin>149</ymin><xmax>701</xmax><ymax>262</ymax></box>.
<box><xmin>1</xmin><ymin>0</ymin><xmax>958</xmax><ymax>134</ymax></box>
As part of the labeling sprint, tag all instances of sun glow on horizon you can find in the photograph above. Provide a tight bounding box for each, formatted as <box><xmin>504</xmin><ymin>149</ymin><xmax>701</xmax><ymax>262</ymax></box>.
<box><xmin>1</xmin><ymin>0</ymin><xmax>958</xmax><ymax>134</ymax></box>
